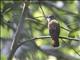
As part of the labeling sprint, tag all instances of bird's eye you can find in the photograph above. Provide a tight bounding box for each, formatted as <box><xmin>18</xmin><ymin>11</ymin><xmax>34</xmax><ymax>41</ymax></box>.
<box><xmin>49</xmin><ymin>15</ymin><xmax>55</xmax><ymax>19</ymax></box>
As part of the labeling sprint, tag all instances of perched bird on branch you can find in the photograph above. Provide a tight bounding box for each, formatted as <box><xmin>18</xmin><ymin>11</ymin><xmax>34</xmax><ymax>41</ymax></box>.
<box><xmin>46</xmin><ymin>15</ymin><xmax>60</xmax><ymax>47</ymax></box>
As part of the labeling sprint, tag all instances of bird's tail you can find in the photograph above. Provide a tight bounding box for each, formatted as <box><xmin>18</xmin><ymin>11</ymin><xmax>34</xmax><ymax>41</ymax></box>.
<box><xmin>52</xmin><ymin>37</ymin><xmax>59</xmax><ymax>47</ymax></box>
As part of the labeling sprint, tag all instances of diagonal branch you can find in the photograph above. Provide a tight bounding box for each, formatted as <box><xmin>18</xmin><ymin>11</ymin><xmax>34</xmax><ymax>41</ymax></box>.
<box><xmin>7</xmin><ymin>2</ymin><xmax>28</xmax><ymax>60</ymax></box>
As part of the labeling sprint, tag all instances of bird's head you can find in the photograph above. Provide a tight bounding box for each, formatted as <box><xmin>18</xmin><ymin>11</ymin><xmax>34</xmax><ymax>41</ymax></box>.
<box><xmin>46</xmin><ymin>15</ymin><xmax>56</xmax><ymax>22</ymax></box>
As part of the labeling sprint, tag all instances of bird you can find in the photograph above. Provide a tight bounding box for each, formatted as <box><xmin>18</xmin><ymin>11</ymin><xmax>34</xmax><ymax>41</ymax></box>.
<box><xmin>46</xmin><ymin>15</ymin><xmax>60</xmax><ymax>47</ymax></box>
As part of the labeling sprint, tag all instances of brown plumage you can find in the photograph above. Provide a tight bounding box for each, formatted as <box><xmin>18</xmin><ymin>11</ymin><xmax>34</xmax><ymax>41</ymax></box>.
<box><xmin>47</xmin><ymin>16</ymin><xmax>60</xmax><ymax>47</ymax></box>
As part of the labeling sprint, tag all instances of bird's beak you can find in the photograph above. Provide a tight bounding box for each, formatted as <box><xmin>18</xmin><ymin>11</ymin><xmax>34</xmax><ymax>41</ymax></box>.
<box><xmin>47</xmin><ymin>18</ymin><xmax>51</xmax><ymax>22</ymax></box>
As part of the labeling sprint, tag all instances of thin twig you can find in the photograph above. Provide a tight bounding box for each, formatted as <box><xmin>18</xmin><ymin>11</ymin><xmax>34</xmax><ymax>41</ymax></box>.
<box><xmin>59</xmin><ymin>36</ymin><xmax>80</xmax><ymax>41</ymax></box>
<box><xmin>39</xmin><ymin>2</ymin><xmax>47</xmax><ymax>20</ymax></box>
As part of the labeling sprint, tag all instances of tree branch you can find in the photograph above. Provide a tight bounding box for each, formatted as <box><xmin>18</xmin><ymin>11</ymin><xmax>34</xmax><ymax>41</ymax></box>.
<box><xmin>16</xmin><ymin>36</ymin><xmax>80</xmax><ymax>51</ymax></box>
<box><xmin>7</xmin><ymin>2</ymin><xmax>28</xmax><ymax>60</ymax></box>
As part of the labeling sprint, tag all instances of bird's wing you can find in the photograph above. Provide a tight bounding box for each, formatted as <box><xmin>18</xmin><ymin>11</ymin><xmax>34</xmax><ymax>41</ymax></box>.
<box><xmin>48</xmin><ymin>21</ymin><xmax>60</xmax><ymax>47</ymax></box>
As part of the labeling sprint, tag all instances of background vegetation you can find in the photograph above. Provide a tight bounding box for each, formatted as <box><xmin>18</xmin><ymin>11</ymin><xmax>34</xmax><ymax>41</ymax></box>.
<box><xmin>0</xmin><ymin>0</ymin><xmax>80</xmax><ymax>60</ymax></box>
